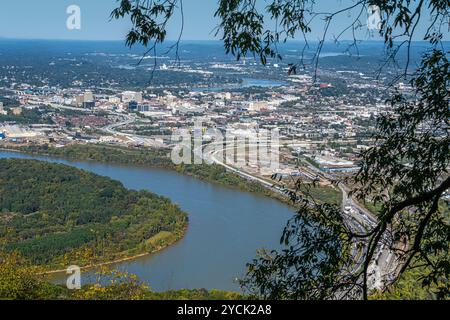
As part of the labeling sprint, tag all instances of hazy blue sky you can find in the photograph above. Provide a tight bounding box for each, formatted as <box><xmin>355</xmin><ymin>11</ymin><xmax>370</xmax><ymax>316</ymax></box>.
<box><xmin>0</xmin><ymin>0</ymin><xmax>446</xmax><ymax>41</ymax></box>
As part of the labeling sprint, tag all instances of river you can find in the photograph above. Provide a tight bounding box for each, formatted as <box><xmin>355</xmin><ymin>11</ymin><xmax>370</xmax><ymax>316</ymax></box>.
<box><xmin>0</xmin><ymin>151</ymin><xmax>294</xmax><ymax>292</ymax></box>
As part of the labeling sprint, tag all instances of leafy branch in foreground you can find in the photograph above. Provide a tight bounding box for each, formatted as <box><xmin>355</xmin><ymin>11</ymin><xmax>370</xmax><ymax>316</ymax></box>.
<box><xmin>353</xmin><ymin>49</ymin><xmax>450</xmax><ymax>299</ymax></box>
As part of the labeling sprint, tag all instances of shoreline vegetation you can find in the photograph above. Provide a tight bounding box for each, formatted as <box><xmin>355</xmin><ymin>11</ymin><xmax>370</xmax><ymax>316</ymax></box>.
<box><xmin>40</xmin><ymin>226</ymin><xmax>189</xmax><ymax>276</ymax></box>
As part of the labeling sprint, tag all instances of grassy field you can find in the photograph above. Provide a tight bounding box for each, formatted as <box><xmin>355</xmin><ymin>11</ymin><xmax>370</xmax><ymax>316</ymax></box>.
<box><xmin>307</xmin><ymin>185</ymin><xmax>342</xmax><ymax>206</ymax></box>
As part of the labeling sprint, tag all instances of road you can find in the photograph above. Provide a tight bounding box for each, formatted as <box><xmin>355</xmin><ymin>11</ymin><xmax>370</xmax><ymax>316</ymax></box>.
<box><xmin>101</xmin><ymin>113</ymin><xmax>166</xmax><ymax>148</ymax></box>
<box><xmin>28</xmin><ymin>101</ymin><xmax>93</xmax><ymax>113</ymax></box>
<box><xmin>301</xmin><ymin>160</ymin><xmax>400</xmax><ymax>292</ymax></box>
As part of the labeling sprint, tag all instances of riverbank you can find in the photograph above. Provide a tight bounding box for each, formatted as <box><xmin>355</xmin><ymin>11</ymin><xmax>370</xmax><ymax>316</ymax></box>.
<box><xmin>41</xmin><ymin>227</ymin><xmax>188</xmax><ymax>276</ymax></box>
<box><xmin>2</xmin><ymin>143</ymin><xmax>294</xmax><ymax>205</ymax></box>
<box><xmin>3</xmin><ymin>143</ymin><xmax>343</xmax><ymax>207</ymax></box>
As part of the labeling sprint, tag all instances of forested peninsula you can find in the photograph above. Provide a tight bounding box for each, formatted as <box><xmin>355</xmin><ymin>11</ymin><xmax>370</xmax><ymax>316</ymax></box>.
<box><xmin>0</xmin><ymin>158</ymin><xmax>188</xmax><ymax>270</ymax></box>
